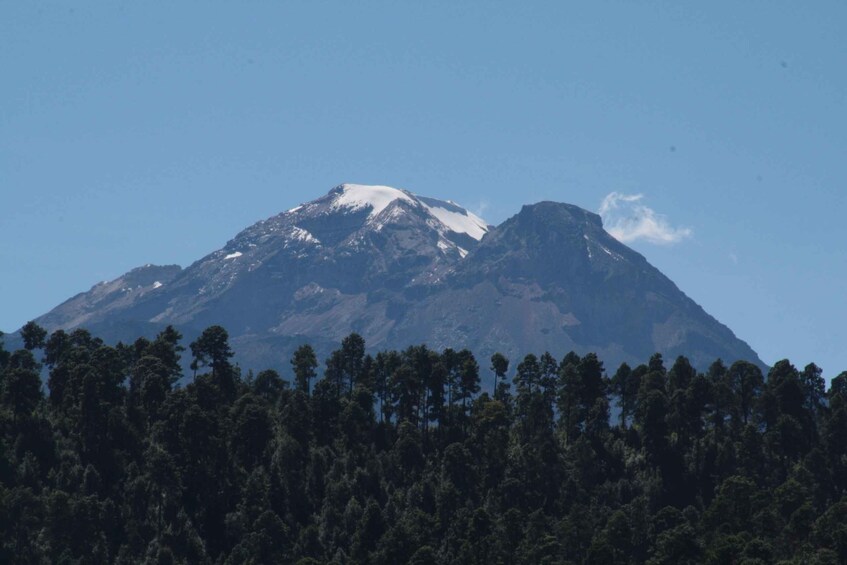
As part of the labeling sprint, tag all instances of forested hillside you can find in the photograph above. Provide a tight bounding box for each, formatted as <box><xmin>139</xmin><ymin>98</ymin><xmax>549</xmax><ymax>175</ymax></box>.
<box><xmin>1</xmin><ymin>323</ymin><xmax>845</xmax><ymax>564</ymax></box>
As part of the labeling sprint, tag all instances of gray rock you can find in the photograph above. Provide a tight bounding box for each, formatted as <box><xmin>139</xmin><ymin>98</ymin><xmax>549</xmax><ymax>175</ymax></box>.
<box><xmin>26</xmin><ymin>184</ymin><xmax>765</xmax><ymax>378</ymax></box>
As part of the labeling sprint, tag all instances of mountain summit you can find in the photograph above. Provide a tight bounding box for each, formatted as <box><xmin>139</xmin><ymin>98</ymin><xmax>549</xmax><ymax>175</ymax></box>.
<box><xmin>30</xmin><ymin>184</ymin><xmax>763</xmax><ymax>373</ymax></box>
<box><xmin>390</xmin><ymin>201</ymin><xmax>761</xmax><ymax>369</ymax></box>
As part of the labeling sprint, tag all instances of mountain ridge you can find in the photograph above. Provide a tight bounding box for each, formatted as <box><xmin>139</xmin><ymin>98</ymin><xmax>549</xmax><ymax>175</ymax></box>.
<box><xmin>18</xmin><ymin>184</ymin><xmax>765</xmax><ymax>374</ymax></box>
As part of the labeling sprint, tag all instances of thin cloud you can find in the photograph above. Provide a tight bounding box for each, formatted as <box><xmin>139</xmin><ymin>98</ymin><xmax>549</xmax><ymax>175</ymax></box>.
<box><xmin>471</xmin><ymin>199</ymin><xmax>491</xmax><ymax>221</ymax></box>
<box><xmin>599</xmin><ymin>192</ymin><xmax>692</xmax><ymax>245</ymax></box>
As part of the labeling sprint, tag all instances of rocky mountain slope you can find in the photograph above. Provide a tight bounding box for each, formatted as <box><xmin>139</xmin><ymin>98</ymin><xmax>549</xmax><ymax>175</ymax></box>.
<box><xmin>25</xmin><ymin>183</ymin><xmax>764</xmax><ymax>374</ymax></box>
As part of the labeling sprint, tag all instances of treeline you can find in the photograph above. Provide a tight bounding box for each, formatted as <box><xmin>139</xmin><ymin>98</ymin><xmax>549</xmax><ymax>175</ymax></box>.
<box><xmin>1</xmin><ymin>322</ymin><xmax>847</xmax><ymax>564</ymax></box>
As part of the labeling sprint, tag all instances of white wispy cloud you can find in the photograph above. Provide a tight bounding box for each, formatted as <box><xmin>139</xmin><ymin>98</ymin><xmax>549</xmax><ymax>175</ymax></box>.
<box><xmin>598</xmin><ymin>192</ymin><xmax>692</xmax><ymax>245</ymax></box>
<box><xmin>471</xmin><ymin>200</ymin><xmax>490</xmax><ymax>220</ymax></box>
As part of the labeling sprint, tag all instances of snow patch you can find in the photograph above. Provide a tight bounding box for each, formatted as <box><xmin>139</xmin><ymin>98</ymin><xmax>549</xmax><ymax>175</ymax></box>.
<box><xmin>282</xmin><ymin>226</ymin><xmax>320</xmax><ymax>247</ymax></box>
<box><xmin>600</xmin><ymin>245</ymin><xmax>621</xmax><ymax>260</ymax></box>
<box><xmin>152</xmin><ymin>281</ymin><xmax>163</xmax><ymax>289</ymax></box>
<box><xmin>224</xmin><ymin>251</ymin><xmax>243</xmax><ymax>260</ymax></box>
<box><xmin>584</xmin><ymin>234</ymin><xmax>621</xmax><ymax>261</ymax></box>
<box><xmin>287</xmin><ymin>205</ymin><xmax>303</xmax><ymax>214</ymax></box>
<box><xmin>436</xmin><ymin>239</ymin><xmax>470</xmax><ymax>259</ymax></box>
<box><xmin>290</xmin><ymin>226</ymin><xmax>319</xmax><ymax>244</ymax></box>
<box><xmin>422</xmin><ymin>202</ymin><xmax>488</xmax><ymax>241</ymax></box>
<box><xmin>368</xmin><ymin>203</ymin><xmax>412</xmax><ymax>232</ymax></box>
<box><xmin>330</xmin><ymin>184</ymin><xmax>489</xmax><ymax>241</ymax></box>
<box><xmin>332</xmin><ymin>184</ymin><xmax>414</xmax><ymax>218</ymax></box>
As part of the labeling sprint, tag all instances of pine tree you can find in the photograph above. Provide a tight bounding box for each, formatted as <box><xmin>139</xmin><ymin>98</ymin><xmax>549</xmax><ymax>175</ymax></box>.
<box><xmin>291</xmin><ymin>344</ymin><xmax>318</xmax><ymax>394</ymax></box>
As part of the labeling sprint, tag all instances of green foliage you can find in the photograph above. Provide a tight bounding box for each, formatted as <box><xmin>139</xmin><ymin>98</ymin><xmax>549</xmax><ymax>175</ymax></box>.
<box><xmin>291</xmin><ymin>344</ymin><xmax>318</xmax><ymax>394</ymax></box>
<box><xmin>2</xmin><ymin>326</ymin><xmax>846</xmax><ymax>563</ymax></box>
<box><xmin>20</xmin><ymin>321</ymin><xmax>47</xmax><ymax>351</ymax></box>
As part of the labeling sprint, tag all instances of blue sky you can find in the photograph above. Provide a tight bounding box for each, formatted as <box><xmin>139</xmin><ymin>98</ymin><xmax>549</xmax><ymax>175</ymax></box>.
<box><xmin>2</xmin><ymin>2</ymin><xmax>845</xmax><ymax>377</ymax></box>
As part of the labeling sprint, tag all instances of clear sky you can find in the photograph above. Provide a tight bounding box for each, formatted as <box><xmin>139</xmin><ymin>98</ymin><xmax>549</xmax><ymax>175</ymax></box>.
<box><xmin>2</xmin><ymin>2</ymin><xmax>845</xmax><ymax>377</ymax></box>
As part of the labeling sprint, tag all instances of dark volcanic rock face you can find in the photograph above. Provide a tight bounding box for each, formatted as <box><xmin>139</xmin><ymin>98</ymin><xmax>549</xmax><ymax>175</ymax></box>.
<box><xmin>27</xmin><ymin>184</ymin><xmax>764</xmax><ymax>375</ymax></box>
<box><xmin>390</xmin><ymin>202</ymin><xmax>761</xmax><ymax>371</ymax></box>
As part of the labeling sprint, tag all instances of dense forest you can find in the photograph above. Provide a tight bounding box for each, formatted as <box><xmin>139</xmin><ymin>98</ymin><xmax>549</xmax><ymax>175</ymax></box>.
<box><xmin>1</xmin><ymin>322</ymin><xmax>846</xmax><ymax>564</ymax></box>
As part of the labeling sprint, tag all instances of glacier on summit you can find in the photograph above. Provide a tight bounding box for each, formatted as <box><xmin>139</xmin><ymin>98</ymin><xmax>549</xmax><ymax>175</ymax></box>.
<box><xmin>294</xmin><ymin>183</ymin><xmax>490</xmax><ymax>243</ymax></box>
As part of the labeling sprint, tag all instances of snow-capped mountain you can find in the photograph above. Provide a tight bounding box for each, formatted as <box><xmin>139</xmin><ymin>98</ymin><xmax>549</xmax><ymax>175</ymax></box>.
<box><xmin>28</xmin><ymin>184</ymin><xmax>764</xmax><ymax>374</ymax></box>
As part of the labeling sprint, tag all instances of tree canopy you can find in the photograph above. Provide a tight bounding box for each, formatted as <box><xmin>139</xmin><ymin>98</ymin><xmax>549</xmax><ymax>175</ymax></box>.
<box><xmin>0</xmin><ymin>322</ymin><xmax>845</xmax><ymax>564</ymax></box>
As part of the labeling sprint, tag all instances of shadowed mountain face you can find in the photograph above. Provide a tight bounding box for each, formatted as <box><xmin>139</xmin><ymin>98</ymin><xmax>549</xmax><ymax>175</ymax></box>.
<box><xmin>26</xmin><ymin>184</ymin><xmax>764</xmax><ymax>374</ymax></box>
<box><xmin>391</xmin><ymin>202</ymin><xmax>762</xmax><ymax>370</ymax></box>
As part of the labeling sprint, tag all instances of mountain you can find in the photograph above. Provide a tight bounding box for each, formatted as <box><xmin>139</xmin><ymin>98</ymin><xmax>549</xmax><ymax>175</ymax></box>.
<box><xmin>24</xmin><ymin>183</ymin><xmax>764</xmax><ymax>374</ymax></box>
<box><xmin>388</xmin><ymin>201</ymin><xmax>762</xmax><ymax>370</ymax></box>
